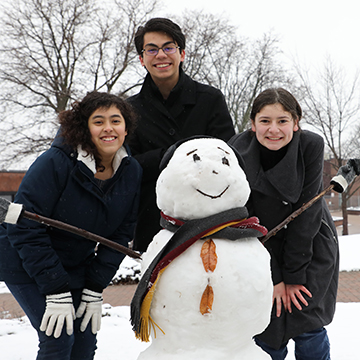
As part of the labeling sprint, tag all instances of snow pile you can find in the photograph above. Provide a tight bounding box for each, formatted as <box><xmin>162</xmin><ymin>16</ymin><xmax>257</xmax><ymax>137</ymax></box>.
<box><xmin>0</xmin><ymin>300</ymin><xmax>358</xmax><ymax>360</ymax></box>
<box><xmin>0</xmin><ymin>233</ymin><xmax>359</xmax><ymax>359</ymax></box>
<box><xmin>111</xmin><ymin>255</ymin><xmax>141</xmax><ymax>284</ymax></box>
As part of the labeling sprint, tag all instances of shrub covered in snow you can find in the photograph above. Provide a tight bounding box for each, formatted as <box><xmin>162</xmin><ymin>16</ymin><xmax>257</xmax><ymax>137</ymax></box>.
<box><xmin>111</xmin><ymin>256</ymin><xmax>141</xmax><ymax>285</ymax></box>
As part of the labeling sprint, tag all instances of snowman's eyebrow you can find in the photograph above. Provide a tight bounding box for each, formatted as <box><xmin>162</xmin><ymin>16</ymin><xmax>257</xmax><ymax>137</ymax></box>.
<box><xmin>218</xmin><ymin>147</ymin><xmax>230</xmax><ymax>154</ymax></box>
<box><xmin>186</xmin><ymin>149</ymin><xmax>198</xmax><ymax>155</ymax></box>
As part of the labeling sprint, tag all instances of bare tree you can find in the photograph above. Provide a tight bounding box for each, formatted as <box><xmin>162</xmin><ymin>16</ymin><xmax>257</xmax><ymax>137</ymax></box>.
<box><xmin>86</xmin><ymin>0</ymin><xmax>158</xmax><ymax>96</ymax></box>
<box><xmin>0</xmin><ymin>3</ymin><xmax>295</xmax><ymax>169</ymax></box>
<box><xmin>178</xmin><ymin>11</ymin><xmax>295</xmax><ymax>132</ymax></box>
<box><xmin>295</xmin><ymin>58</ymin><xmax>360</xmax><ymax>235</ymax></box>
<box><xmin>0</xmin><ymin>0</ymin><xmax>158</xmax><ymax>168</ymax></box>
<box><xmin>227</xmin><ymin>33</ymin><xmax>296</xmax><ymax>132</ymax></box>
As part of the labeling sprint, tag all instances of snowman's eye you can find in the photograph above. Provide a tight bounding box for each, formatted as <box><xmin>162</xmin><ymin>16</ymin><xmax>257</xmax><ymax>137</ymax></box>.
<box><xmin>222</xmin><ymin>157</ymin><xmax>230</xmax><ymax>166</ymax></box>
<box><xmin>193</xmin><ymin>153</ymin><xmax>201</xmax><ymax>162</ymax></box>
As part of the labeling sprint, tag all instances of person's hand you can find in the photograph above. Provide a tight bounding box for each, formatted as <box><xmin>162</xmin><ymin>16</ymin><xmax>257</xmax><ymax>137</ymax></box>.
<box><xmin>285</xmin><ymin>284</ymin><xmax>312</xmax><ymax>313</ymax></box>
<box><xmin>331</xmin><ymin>159</ymin><xmax>360</xmax><ymax>193</ymax></box>
<box><xmin>76</xmin><ymin>289</ymin><xmax>103</xmax><ymax>334</ymax></box>
<box><xmin>273</xmin><ymin>282</ymin><xmax>288</xmax><ymax>317</ymax></box>
<box><xmin>40</xmin><ymin>292</ymin><xmax>75</xmax><ymax>338</ymax></box>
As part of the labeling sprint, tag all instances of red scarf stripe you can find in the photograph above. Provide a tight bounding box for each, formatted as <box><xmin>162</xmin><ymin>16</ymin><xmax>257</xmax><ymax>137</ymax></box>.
<box><xmin>160</xmin><ymin>212</ymin><xmax>185</xmax><ymax>226</ymax></box>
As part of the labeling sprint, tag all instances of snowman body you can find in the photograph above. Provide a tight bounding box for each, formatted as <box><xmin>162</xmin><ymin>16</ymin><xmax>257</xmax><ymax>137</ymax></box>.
<box><xmin>137</xmin><ymin>138</ymin><xmax>272</xmax><ymax>359</ymax></box>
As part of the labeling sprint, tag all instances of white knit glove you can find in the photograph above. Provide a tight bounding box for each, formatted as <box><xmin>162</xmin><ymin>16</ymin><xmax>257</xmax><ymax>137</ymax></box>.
<box><xmin>40</xmin><ymin>292</ymin><xmax>75</xmax><ymax>338</ymax></box>
<box><xmin>76</xmin><ymin>289</ymin><xmax>103</xmax><ymax>334</ymax></box>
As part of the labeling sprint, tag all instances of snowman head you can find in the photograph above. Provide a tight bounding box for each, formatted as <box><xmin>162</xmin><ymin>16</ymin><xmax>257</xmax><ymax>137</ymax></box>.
<box><xmin>156</xmin><ymin>137</ymin><xmax>251</xmax><ymax>220</ymax></box>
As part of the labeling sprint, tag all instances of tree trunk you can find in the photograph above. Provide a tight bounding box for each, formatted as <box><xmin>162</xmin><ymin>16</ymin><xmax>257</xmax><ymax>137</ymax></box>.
<box><xmin>341</xmin><ymin>192</ymin><xmax>349</xmax><ymax>235</ymax></box>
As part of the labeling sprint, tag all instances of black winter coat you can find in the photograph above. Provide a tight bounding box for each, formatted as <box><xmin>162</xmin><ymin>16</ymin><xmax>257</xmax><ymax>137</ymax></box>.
<box><xmin>0</xmin><ymin>136</ymin><xmax>142</xmax><ymax>295</ymax></box>
<box><xmin>229</xmin><ymin>130</ymin><xmax>339</xmax><ymax>349</ymax></box>
<box><xmin>128</xmin><ymin>69</ymin><xmax>235</xmax><ymax>251</ymax></box>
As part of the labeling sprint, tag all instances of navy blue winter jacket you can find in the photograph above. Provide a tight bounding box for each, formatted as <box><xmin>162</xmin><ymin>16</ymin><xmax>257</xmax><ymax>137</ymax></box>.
<box><xmin>0</xmin><ymin>136</ymin><xmax>142</xmax><ymax>295</ymax></box>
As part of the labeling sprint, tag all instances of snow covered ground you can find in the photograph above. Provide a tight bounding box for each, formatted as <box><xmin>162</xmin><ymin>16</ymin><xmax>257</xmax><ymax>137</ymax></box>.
<box><xmin>1</xmin><ymin>234</ymin><xmax>359</xmax><ymax>360</ymax></box>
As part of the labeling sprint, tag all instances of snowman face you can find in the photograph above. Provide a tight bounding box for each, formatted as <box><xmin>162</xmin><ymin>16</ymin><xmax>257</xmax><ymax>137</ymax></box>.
<box><xmin>156</xmin><ymin>138</ymin><xmax>251</xmax><ymax>219</ymax></box>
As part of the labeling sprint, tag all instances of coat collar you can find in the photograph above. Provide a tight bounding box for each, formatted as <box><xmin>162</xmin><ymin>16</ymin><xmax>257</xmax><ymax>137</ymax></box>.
<box><xmin>241</xmin><ymin>131</ymin><xmax>304</xmax><ymax>203</ymax></box>
<box><xmin>77</xmin><ymin>146</ymin><xmax>128</xmax><ymax>176</ymax></box>
<box><xmin>140</xmin><ymin>68</ymin><xmax>197</xmax><ymax>111</ymax></box>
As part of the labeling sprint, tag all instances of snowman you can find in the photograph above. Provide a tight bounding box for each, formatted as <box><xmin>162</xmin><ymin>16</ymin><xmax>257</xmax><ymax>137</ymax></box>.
<box><xmin>131</xmin><ymin>137</ymin><xmax>273</xmax><ymax>359</ymax></box>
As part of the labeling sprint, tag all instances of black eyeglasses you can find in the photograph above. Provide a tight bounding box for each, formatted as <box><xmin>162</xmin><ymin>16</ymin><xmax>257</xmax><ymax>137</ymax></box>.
<box><xmin>141</xmin><ymin>44</ymin><xmax>180</xmax><ymax>56</ymax></box>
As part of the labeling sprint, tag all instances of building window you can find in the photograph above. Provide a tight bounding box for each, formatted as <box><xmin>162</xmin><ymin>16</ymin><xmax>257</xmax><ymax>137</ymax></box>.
<box><xmin>0</xmin><ymin>193</ymin><xmax>15</xmax><ymax>202</ymax></box>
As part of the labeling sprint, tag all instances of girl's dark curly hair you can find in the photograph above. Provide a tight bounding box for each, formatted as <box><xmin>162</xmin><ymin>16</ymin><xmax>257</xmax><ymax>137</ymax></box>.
<box><xmin>58</xmin><ymin>91</ymin><xmax>137</xmax><ymax>170</ymax></box>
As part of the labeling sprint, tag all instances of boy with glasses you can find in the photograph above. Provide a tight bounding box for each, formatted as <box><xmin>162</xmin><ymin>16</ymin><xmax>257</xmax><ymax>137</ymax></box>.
<box><xmin>128</xmin><ymin>17</ymin><xmax>235</xmax><ymax>252</ymax></box>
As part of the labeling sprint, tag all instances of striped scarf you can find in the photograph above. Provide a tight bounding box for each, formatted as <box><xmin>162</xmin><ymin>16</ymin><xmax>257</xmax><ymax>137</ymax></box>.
<box><xmin>130</xmin><ymin>207</ymin><xmax>267</xmax><ymax>341</ymax></box>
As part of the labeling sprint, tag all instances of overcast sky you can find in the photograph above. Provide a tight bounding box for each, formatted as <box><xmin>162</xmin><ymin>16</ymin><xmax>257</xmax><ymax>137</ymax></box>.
<box><xmin>160</xmin><ymin>0</ymin><xmax>359</xmax><ymax>76</ymax></box>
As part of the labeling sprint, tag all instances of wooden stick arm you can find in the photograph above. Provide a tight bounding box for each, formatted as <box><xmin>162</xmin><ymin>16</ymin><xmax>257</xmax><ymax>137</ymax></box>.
<box><xmin>0</xmin><ymin>197</ymin><xmax>141</xmax><ymax>259</ymax></box>
<box><xmin>22</xmin><ymin>210</ymin><xmax>141</xmax><ymax>259</ymax></box>
<box><xmin>260</xmin><ymin>184</ymin><xmax>334</xmax><ymax>244</ymax></box>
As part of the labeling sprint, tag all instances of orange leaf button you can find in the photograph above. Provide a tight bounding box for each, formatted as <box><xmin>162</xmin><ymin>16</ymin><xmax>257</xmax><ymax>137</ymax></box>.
<box><xmin>200</xmin><ymin>284</ymin><xmax>214</xmax><ymax>315</ymax></box>
<box><xmin>200</xmin><ymin>239</ymin><xmax>217</xmax><ymax>272</ymax></box>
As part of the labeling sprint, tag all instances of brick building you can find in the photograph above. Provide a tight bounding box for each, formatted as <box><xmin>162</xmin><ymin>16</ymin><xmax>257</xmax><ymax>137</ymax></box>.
<box><xmin>0</xmin><ymin>171</ymin><xmax>26</xmax><ymax>201</ymax></box>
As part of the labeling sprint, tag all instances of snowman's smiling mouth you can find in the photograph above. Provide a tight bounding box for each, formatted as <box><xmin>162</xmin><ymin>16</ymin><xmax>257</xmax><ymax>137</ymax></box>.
<box><xmin>196</xmin><ymin>185</ymin><xmax>230</xmax><ymax>199</ymax></box>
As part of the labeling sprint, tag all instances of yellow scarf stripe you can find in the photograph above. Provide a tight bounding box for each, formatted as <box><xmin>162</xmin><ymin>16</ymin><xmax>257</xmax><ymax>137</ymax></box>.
<box><xmin>136</xmin><ymin>266</ymin><xmax>167</xmax><ymax>341</ymax></box>
<box><xmin>201</xmin><ymin>220</ymin><xmax>244</xmax><ymax>237</ymax></box>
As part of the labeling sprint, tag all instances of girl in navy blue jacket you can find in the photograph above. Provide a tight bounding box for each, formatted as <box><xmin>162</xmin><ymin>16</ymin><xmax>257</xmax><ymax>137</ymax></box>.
<box><xmin>0</xmin><ymin>91</ymin><xmax>142</xmax><ymax>359</ymax></box>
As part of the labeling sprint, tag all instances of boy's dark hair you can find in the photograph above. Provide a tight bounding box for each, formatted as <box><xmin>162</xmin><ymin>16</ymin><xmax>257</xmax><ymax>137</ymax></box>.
<box><xmin>58</xmin><ymin>91</ymin><xmax>137</xmax><ymax>169</ymax></box>
<box><xmin>134</xmin><ymin>17</ymin><xmax>186</xmax><ymax>56</ymax></box>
